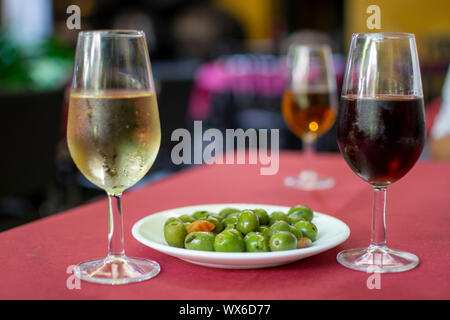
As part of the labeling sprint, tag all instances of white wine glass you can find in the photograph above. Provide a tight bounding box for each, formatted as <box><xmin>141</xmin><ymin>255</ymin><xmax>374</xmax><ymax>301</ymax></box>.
<box><xmin>67</xmin><ymin>30</ymin><xmax>161</xmax><ymax>284</ymax></box>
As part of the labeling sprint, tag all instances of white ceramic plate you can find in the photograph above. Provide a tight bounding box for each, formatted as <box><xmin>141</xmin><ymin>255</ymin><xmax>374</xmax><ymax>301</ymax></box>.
<box><xmin>132</xmin><ymin>204</ymin><xmax>350</xmax><ymax>269</ymax></box>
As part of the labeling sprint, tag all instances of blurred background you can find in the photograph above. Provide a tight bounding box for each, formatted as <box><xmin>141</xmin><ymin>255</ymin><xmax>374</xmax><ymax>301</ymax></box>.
<box><xmin>0</xmin><ymin>0</ymin><xmax>449</xmax><ymax>231</ymax></box>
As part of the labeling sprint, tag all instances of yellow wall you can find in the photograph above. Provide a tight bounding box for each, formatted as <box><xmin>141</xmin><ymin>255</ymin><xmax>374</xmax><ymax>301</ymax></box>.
<box><xmin>214</xmin><ymin>0</ymin><xmax>274</xmax><ymax>39</ymax></box>
<box><xmin>345</xmin><ymin>0</ymin><xmax>450</xmax><ymax>56</ymax></box>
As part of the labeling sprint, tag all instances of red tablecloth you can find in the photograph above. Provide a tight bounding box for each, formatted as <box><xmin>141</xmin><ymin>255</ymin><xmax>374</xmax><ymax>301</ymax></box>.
<box><xmin>0</xmin><ymin>152</ymin><xmax>449</xmax><ymax>300</ymax></box>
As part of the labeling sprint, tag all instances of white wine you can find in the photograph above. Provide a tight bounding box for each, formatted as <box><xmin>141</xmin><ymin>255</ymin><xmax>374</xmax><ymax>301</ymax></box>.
<box><xmin>67</xmin><ymin>90</ymin><xmax>161</xmax><ymax>194</ymax></box>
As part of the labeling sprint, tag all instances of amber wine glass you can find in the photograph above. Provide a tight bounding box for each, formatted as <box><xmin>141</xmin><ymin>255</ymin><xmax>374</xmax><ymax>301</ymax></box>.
<box><xmin>282</xmin><ymin>44</ymin><xmax>338</xmax><ymax>190</ymax></box>
<box><xmin>67</xmin><ymin>30</ymin><xmax>161</xmax><ymax>284</ymax></box>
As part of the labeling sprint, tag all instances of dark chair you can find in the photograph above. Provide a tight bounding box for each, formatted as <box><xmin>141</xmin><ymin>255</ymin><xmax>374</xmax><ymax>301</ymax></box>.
<box><xmin>0</xmin><ymin>89</ymin><xmax>64</xmax><ymax>217</ymax></box>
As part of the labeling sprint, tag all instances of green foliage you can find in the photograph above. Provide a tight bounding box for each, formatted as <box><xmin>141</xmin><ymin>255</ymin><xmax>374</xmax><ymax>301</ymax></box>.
<box><xmin>0</xmin><ymin>33</ymin><xmax>73</xmax><ymax>93</ymax></box>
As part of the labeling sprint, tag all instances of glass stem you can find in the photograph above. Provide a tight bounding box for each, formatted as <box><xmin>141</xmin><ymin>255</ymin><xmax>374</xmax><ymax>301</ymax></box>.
<box><xmin>370</xmin><ymin>186</ymin><xmax>387</xmax><ymax>248</ymax></box>
<box><xmin>303</xmin><ymin>140</ymin><xmax>314</xmax><ymax>172</ymax></box>
<box><xmin>107</xmin><ymin>193</ymin><xmax>125</xmax><ymax>258</ymax></box>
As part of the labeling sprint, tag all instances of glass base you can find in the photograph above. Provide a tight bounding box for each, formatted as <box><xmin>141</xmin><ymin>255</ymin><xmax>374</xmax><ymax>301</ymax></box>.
<box><xmin>284</xmin><ymin>170</ymin><xmax>335</xmax><ymax>190</ymax></box>
<box><xmin>74</xmin><ymin>255</ymin><xmax>160</xmax><ymax>285</ymax></box>
<box><xmin>337</xmin><ymin>246</ymin><xmax>419</xmax><ymax>273</ymax></box>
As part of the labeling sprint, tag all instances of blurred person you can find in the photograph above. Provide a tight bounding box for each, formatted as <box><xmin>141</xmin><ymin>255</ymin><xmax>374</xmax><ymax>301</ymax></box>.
<box><xmin>279</xmin><ymin>30</ymin><xmax>333</xmax><ymax>55</ymax></box>
<box><xmin>112</xmin><ymin>8</ymin><xmax>157</xmax><ymax>54</ymax></box>
<box><xmin>429</xmin><ymin>65</ymin><xmax>450</xmax><ymax>161</ymax></box>
<box><xmin>171</xmin><ymin>1</ymin><xmax>244</xmax><ymax>59</ymax></box>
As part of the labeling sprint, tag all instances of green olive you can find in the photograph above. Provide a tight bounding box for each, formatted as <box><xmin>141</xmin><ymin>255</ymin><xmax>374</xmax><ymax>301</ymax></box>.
<box><xmin>164</xmin><ymin>217</ymin><xmax>182</xmax><ymax>226</ymax></box>
<box><xmin>288</xmin><ymin>212</ymin><xmax>306</xmax><ymax>225</ymax></box>
<box><xmin>178</xmin><ymin>214</ymin><xmax>196</xmax><ymax>223</ymax></box>
<box><xmin>214</xmin><ymin>230</ymin><xmax>245</xmax><ymax>252</ymax></box>
<box><xmin>226</xmin><ymin>228</ymin><xmax>244</xmax><ymax>240</ymax></box>
<box><xmin>223</xmin><ymin>212</ymin><xmax>240</xmax><ymax>227</ymax></box>
<box><xmin>164</xmin><ymin>220</ymin><xmax>187</xmax><ymax>248</ymax></box>
<box><xmin>224</xmin><ymin>223</ymin><xmax>238</xmax><ymax>231</ymax></box>
<box><xmin>218</xmin><ymin>208</ymin><xmax>241</xmax><ymax>219</ymax></box>
<box><xmin>269</xmin><ymin>231</ymin><xmax>297</xmax><ymax>251</ymax></box>
<box><xmin>251</xmin><ymin>209</ymin><xmax>270</xmax><ymax>226</ymax></box>
<box><xmin>206</xmin><ymin>215</ymin><xmax>224</xmax><ymax>233</ymax></box>
<box><xmin>192</xmin><ymin>210</ymin><xmax>212</xmax><ymax>220</ymax></box>
<box><xmin>264</xmin><ymin>220</ymin><xmax>290</xmax><ymax>247</ymax></box>
<box><xmin>266</xmin><ymin>220</ymin><xmax>291</xmax><ymax>238</ymax></box>
<box><xmin>289</xmin><ymin>225</ymin><xmax>303</xmax><ymax>239</ymax></box>
<box><xmin>269</xmin><ymin>211</ymin><xmax>289</xmax><ymax>225</ymax></box>
<box><xmin>293</xmin><ymin>220</ymin><xmax>318</xmax><ymax>242</ymax></box>
<box><xmin>288</xmin><ymin>205</ymin><xmax>314</xmax><ymax>222</ymax></box>
<box><xmin>237</xmin><ymin>210</ymin><xmax>260</xmax><ymax>235</ymax></box>
<box><xmin>184</xmin><ymin>232</ymin><xmax>215</xmax><ymax>251</ymax></box>
<box><xmin>244</xmin><ymin>232</ymin><xmax>269</xmax><ymax>252</ymax></box>
<box><xmin>209</xmin><ymin>214</ymin><xmax>224</xmax><ymax>223</ymax></box>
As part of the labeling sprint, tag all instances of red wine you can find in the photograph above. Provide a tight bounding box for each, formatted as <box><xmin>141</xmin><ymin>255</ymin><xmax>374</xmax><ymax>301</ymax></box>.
<box><xmin>338</xmin><ymin>95</ymin><xmax>425</xmax><ymax>186</ymax></box>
